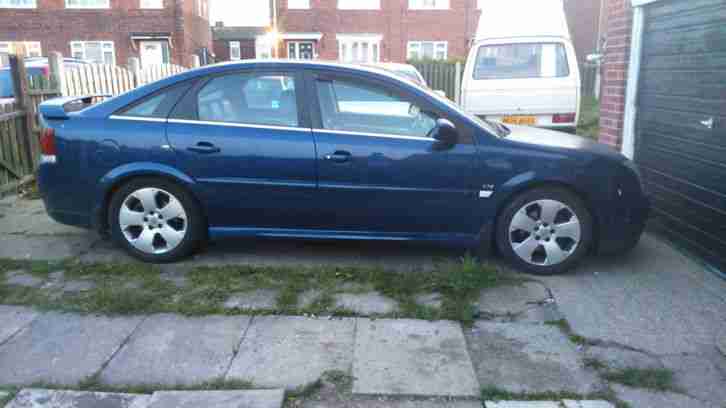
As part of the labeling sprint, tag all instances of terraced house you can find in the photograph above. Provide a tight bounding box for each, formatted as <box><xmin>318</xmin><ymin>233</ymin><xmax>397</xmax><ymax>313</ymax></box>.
<box><xmin>0</xmin><ymin>0</ymin><xmax>212</xmax><ymax>67</ymax></box>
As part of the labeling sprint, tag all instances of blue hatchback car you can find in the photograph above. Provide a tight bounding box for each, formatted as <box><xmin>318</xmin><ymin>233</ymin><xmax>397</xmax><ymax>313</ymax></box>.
<box><xmin>37</xmin><ymin>61</ymin><xmax>649</xmax><ymax>275</ymax></box>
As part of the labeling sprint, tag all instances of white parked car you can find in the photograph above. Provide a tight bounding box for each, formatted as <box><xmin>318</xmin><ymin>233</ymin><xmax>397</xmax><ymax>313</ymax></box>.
<box><xmin>461</xmin><ymin>0</ymin><xmax>581</xmax><ymax>132</ymax></box>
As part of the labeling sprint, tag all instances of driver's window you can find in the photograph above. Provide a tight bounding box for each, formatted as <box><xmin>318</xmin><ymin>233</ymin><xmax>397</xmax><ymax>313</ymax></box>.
<box><xmin>316</xmin><ymin>78</ymin><xmax>437</xmax><ymax>138</ymax></box>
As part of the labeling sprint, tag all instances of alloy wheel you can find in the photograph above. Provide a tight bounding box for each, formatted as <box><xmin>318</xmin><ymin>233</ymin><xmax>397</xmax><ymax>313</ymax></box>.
<box><xmin>508</xmin><ymin>199</ymin><xmax>581</xmax><ymax>266</ymax></box>
<box><xmin>119</xmin><ymin>187</ymin><xmax>188</xmax><ymax>255</ymax></box>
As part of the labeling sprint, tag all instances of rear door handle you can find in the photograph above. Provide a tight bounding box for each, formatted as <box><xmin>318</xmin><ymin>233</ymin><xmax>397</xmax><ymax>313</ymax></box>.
<box><xmin>324</xmin><ymin>151</ymin><xmax>352</xmax><ymax>163</ymax></box>
<box><xmin>187</xmin><ymin>142</ymin><xmax>221</xmax><ymax>154</ymax></box>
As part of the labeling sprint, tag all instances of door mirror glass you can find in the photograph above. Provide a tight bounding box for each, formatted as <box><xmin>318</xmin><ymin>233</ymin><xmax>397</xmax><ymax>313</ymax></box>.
<box><xmin>430</xmin><ymin>118</ymin><xmax>458</xmax><ymax>150</ymax></box>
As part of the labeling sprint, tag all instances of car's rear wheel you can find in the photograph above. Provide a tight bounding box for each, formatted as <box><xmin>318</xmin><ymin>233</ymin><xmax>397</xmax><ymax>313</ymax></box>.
<box><xmin>496</xmin><ymin>187</ymin><xmax>592</xmax><ymax>275</ymax></box>
<box><xmin>108</xmin><ymin>178</ymin><xmax>204</xmax><ymax>263</ymax></box>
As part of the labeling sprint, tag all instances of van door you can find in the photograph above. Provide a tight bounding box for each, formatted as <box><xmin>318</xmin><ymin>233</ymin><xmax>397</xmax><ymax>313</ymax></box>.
<box><xmin>462</xmin><ymin>39</ymin><xmax>580</xmax><ymax>130</ymax></box>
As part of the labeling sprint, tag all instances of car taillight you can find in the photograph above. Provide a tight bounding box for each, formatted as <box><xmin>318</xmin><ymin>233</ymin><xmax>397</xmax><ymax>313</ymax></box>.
<box><xmin>40</xmin><ymin>127</ymin><xmax>57</xmax><ymax>162</ymax></box>
<box><xmin>553</xmin><ymin>113</ymin><xmax>576</xmax><ymax>124</ymax></box>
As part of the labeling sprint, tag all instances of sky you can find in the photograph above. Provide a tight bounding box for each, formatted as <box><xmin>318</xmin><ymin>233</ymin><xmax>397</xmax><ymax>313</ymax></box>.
<box><xmin>209</xmin><ymin>0</ymin><xmax>271</xmax><ymax>27</ymax></box>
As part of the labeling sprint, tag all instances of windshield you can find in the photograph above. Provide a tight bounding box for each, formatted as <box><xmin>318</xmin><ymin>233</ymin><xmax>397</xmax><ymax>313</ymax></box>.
<box><xmin>474</xmin><ymin>42</ymin><xmax>569</xmax><ymax>80</ymax></box>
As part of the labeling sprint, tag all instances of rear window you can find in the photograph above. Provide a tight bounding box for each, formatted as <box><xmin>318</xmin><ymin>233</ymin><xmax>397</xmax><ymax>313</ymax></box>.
<box><xmin>0</xmin><ymin>69</ymin><xmax>12</xmax><ymax>98</ymax></box>
<box><xmin>473</xmin><ymin>43</ymin><xmax>570</xmax><ymax>80</ymax></box>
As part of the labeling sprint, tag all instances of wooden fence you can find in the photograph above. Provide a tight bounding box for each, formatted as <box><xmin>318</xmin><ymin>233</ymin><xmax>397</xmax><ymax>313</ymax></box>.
<box><xmin>410</xmin><ymin>61</ymin><xmax>463</xmax><ymax>104</ymax></box>
<box><xmin>0</xmin><ymin>52</ymin><xmax>193</xmax><ymax>191</ymax></box>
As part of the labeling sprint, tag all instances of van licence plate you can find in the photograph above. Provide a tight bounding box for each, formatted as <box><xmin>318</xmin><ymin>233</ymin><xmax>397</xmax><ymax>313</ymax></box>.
<box><xmin>502</xmin><ymin>116</ymin><xmax>537</xmax><ymax>126</ymax></box>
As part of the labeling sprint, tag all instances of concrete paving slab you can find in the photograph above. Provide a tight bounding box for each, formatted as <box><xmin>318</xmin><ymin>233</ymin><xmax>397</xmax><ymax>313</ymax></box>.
<box><xmin>661</xmin><ymin>349</ymin><xmax>726</xmax><ymax>406</ymax></box>
<box><xmin>584</xmin><ymin>345</ymin><xmax>663</xmax><ymax>371</ymax></box>
<box><xmin>353</xmin><ymin>319</ymin><xmax>479</xmax><ymax>397</ymax></box>
<box><xmin>5</xmin><ymin>389</ymin><xmax>151</xmax><ymax>408</ymax></box>
<box><xmin>415</xmin><ymin>292</ymin><xmax>443</xmax><ymax>309</ymax></box>
<box><xmin>540</xmin><ymin>234</ymin><xmax>726</xmax><ymax>355</ymax></box>
<box><xmin>302</xmin><ymin>399</ymin><xmax>482</xmax><ymax>408</ymax></box>
<box><xmin>0</xmin><ymin>198</ymin><xmax>87</xmax><ymax>237</ymax></box>
<box><xmin>223</xmin><ymin>290</ymin><xmax>278</xmax><ymax>310</ymax></box>
<box><xmin>145</xmin><ymin>390</ymin><xmax>285</xmax><ymax>408</ymax></box>
<box><xmin>477</xmin><ymin>282</ymin><xmax>549</xmax><ymax>315</ymax></box>
<box><xmin>0</xmin><ymin>313</ymin><xmax>143</xmax><ymax>386</ymax></box>
<box><xmin>0</xmin><ymin>235</ymin><xmax>95</xmax><ymax>261</ymax></box>
<box><xmin>297</xmin><ymin>289</ymin><xmax>323</xmax><ymax>309</ymax></box>
<box><xmin>100</xmin><ymin>314</ymin><xmax>250</xmax><ymax>386</ymax></box>
<box><xmin>4</xmin><ymin>270</ymin><xmax>45</xmax><ymax>287</ymax></box>
<box><xmin>226</xmin><ymin>316</ymin><xmax>355</xmax><ymax>390</ymax></box>
<box><xmin>0</xmin><ymin>305</ymin><xmax>38</xmax><ymax>345</ymax></box>
<box><xmin>562</xmin><ymin>401</ymin><xmax>615</xmax><ymax>408</ymax></box>
<box><xmin>334</xmin><ymin>292</ymin><xmax>398</xmax><ymax>315</ymax></box>
<box><xmin>484</xmin><ymin>402</ymin><xmax>560</xmax><ymax>408</ymax></box>
<box><xmin>466</xmin><ymin>322</ymin><xmax>600</xmax><ymax>394</ymax></box>
<box><xmin>612</xmin><ymin>384</ymin><xmax>714</xmax><ymax>408</ymax></box>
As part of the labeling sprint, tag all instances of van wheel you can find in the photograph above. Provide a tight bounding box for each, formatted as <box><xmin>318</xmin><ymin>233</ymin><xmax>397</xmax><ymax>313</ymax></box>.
<box><xmin>108</xmin><ymin>178</ymin><xmax>205</xmax><ymax>263</ymax></box>
<box><xmin>496</xmin><ymin>187</ymin><xmax>592</xmax><ymax>275</ymax></box>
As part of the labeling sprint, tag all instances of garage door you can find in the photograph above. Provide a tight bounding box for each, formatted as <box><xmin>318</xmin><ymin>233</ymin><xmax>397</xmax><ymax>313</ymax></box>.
<box><xmin>635</xmin><ymin>0</ymin><xmax>726</xmax><ymax>270</ymax></box>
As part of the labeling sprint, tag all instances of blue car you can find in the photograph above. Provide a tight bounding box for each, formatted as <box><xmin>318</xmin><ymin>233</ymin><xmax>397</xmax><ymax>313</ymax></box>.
<box><xmin>37</xmin><ymin>61</ymin><xmax>649</xmax><ymax>275</ymax></box>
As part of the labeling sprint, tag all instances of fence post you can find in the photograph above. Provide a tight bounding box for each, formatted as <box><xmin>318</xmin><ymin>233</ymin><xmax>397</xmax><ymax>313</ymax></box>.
<box><xmin>48</xmin><ymin>52</ymin><xmax>66</xmax><ymax>96</ymax></box>
<box><xmin>454</xmin><ymin>62</ymin><xmax>462</xmax><ymax>105</ymax></box>
<box><xmin>128</xmin><ymin>57</ymin><xmax>141</xmax><ymax>88</ymax></box>
<box><xmin>9</xmin><ymin>53</ymin><xmax>35</xmax><ymax>173</ymax></box>
<box><xmin>191</xmin><ymin>55</ymin><xmax>200</xmax><ymax>68</ymax></box>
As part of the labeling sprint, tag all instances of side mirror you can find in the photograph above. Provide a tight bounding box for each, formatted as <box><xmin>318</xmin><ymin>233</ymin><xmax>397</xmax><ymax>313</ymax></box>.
<box><xmin>430</xmin><ymin>118</ymin><xmax>458</xmax><ymax>150</ymax></box>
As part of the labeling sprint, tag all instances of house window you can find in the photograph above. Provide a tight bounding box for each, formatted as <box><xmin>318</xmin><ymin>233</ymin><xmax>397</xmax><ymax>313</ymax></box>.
<box><xmin>0</xmin><ymin>41</ymin><xmax>42</xmax><ymax>57</ymax></box>
<box><xmin>65</xmin><ymin>0</ymin><xmax>110</xmax><ymax>8</ymax></box>
<box><xmin>229</xmin><ymin>41</ymin><xmax>241</xmax><ymax>60</ymax></box>
<box><xmin>287</xmin><ymin>41</ymin><xmax>314</xmax><ymax>60</ymax></box>
<box><xmin>70</xmin><ymin>41</ymin><xmax>115</xmax><ymax>65</ymax></box>
<box><xmin>338</xmin><ymin>35</ymin><xmax>381</xmax><ymax>63</ymax></box>
<box><xmin>140</xmin><ymin>0</ymin><xmax>163</xmax><ymax>8</ymax></box>
<box><xmin>0</xmin><ymin>0</ymin><xmax>36</xmax><ymax>8</ymax></box>
<box><xmin>407</xmin><ymin>41</ymin><xmax>447</xmax><ymax>60</ymax></box>
<box><xmin>287</xmin><ymin>0</ymin><xmax>309</xmax><ymax>9</ymax></box>
<box><xmin>409</xmin><ymin>0</ymin><xmax>449</xmax><ymax>10</ymax></box>
<box><xmin>338</xmin><ymin>0</ymin><xmax>379</xmax><ymax>10</ymax></box>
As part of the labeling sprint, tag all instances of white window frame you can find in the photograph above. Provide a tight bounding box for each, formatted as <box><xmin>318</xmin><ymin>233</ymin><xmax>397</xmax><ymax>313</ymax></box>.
<box><xmin>0</xmin><ymin>41</ymin><xmax>42</xmax><ymax>57</ymax></box>
<box><xmin>409</xmin><ymin>0</ymin><xmax>449</xmax><ymax>10</ymax></box>
<box><xmin>0</xmin><ymin>0</ymin><xmax>36</xmax><ymax>8</ymax></box>
<box><xmin>70</xmin><ymin>41</ymin><xmax>116</xmax><ymax>65</ymax></box>
<box><xmin>65</xmin><ymin>0</ymin><xmax>110</xmax><ymax>8</ymax></box>
<box><xmin>338</xmin><ymin>0</ymin><xmax>379</xmax><ymax>10</ymax></box>
<box><xmin>337</xmin><ymin>35</ymin><xmax>382</xmax><ymax>63</ymax></box>
<box><xmin>407</xmin><ymin>41</ymin><xmax>447</xmax><ymax>60</ymax></box>
<box><xmin>287</xmin><ymin>41</ymin><xmax>315</xmax><ymax>60</ymax></box>
<box><xmin>229</xmin><ymin>41</ymin><xmax>241</xmax><ymax>60</ymax></box>
<box><xmin>287</xmin><ymin>0</ymin><xmax>310</xmax><ymax>9</ymax></box>
<box><xmin>140</xmin><ymin>0</ymin><xmax>163</xmax><ymax>9</ymax></box>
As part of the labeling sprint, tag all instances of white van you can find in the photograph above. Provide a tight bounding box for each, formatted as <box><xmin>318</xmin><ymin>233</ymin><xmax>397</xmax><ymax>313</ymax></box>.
<box><xmin>461</xmin><ymin>0</ymin><xmax>581</xmax><ymax>131</ymax></box>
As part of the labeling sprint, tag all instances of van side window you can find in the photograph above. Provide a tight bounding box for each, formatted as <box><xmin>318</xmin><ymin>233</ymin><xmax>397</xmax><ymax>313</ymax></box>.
<box><xmin>473</xmin><ymin>43</ymin><xmax>569</xmax><ymax>80</ymax></box>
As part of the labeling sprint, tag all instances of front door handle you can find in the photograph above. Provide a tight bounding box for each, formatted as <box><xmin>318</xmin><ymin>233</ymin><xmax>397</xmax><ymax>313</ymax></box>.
<box><xmin>187</xmin><ymin>142</ymin><xmax>221</xmax><ymax>154</ymax></box>
<box><xmin>324</xmin><ymin>151</ymin><xmax>352</xmax><ymax>163</ymax></box>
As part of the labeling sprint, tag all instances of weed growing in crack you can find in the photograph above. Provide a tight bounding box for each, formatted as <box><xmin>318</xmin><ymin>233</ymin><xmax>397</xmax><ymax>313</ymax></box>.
<box><xmin>602</xmin><ymin>368</ymin><xmax>678</xmax><ymax>392</ymax></box>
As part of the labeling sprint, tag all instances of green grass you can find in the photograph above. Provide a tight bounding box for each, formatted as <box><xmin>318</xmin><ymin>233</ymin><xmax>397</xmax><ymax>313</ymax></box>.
<box><xmin>0</xmin><ymin>255</ymin><xmax>523</xmax><ymax>324</ymax></box>
<box><xmin>577</xmin><ymin>96</ymin><xmax>600</xmax><ymax>140</ymax></box>
<box><xmin>602</xmin><ymin>368</ymin><xmax>677</xmax><ymax>392</ymax></box>
<box><xmin>481</xmin><ymin>386</ymin><xmax>632</xmax><ymax>408</ymax></box>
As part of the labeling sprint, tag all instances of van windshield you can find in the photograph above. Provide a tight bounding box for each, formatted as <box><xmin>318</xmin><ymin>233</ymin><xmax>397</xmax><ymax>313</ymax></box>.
<box><xmin>473</xmin><ymin>43</ymin><xmax>569</xmax><ymax>80</ymax></box>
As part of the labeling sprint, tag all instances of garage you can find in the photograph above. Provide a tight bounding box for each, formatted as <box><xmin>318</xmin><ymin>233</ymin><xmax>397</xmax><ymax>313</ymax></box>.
<box><xmin>625</xmin><ymin>0</ymin><xmax>726</xmax><ymax>271</ymax></box>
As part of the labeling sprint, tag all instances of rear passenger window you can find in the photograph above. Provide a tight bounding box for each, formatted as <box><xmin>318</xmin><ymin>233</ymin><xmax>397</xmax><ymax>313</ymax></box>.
<box><xmin>117</xmin><ymin>82</ymin><xmax>192</xmax><ymax>118</ymax></box>
<box><xmin>196</xmin><ymin>73</ymin><xmax>298</xmax><ymax>127</ymax></box>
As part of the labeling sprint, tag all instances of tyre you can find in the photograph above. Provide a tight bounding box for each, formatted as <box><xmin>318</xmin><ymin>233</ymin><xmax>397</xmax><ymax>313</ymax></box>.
<box><xmin>496</xmin><ymin>187</ymin><xmax>593</xmax><ymax>275</ymax></box>
<box><xmin>108</xmin><ymin>177</ymin><xmax>205</xmax><ymax>263</ymax></box>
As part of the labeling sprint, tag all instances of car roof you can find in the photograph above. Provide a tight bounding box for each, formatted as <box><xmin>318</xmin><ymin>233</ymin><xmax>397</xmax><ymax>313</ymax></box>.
<box><xmin>200</xmin><ymin>59</ymin><xmax>405</xmax><ymax>82</ymax></box>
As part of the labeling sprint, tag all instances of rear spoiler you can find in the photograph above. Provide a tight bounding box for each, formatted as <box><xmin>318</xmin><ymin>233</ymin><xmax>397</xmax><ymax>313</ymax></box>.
<box><xmin>39</xmin><ymin>95</ymin><xmax>111</xmax><ymax>120</ymax></box>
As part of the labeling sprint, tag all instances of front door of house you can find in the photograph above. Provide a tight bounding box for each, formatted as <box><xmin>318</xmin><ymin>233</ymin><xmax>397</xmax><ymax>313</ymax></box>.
<box><xmin>140</xmin><ymin>41</ymin><xmax>164</xmax><ymax>67</ymax></box>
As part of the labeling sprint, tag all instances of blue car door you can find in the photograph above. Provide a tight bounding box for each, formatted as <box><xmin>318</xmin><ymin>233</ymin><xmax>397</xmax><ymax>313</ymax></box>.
<box><xmin>166</xmin><ymin>69</ymin><xmax>319</xmax><ymax>230</ymax></box>
<box><xmin>308</xmin><ymin>71</ymin><xmax>481</xmax><ymax>236</ymax></box>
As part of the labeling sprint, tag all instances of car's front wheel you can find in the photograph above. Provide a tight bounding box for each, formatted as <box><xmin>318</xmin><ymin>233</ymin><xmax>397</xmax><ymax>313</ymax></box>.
<box><xmin>496</xmin><ymin>187</ymin><xmax>593</xmax><ymax>275</ymax></box>
<box><xmin>108</xmin><ymin>178</ymin><xmax>205</xmax><ymax>263</ymax></box>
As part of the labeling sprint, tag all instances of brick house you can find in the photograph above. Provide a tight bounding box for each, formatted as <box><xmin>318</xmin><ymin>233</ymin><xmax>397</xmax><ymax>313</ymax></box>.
<box><xmin>0</xmin><ymin>0</ymin><xmax>212</xmax><ymax>68</ymax></box>
<box><xmin>212</xmin><ymin>24</ymin><xmax>269</xmax><ymax>62</ymax></box>
<box><xmin>599</xmin><ymin>0</ymin><xmax>726</xmax><ymax>272</ymax></box>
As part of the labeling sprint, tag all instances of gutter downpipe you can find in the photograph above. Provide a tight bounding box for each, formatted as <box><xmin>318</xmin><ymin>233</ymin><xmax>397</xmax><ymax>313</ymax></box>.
<box><xmin>621</xmin><ymin>4</ymin><xmax>645</xmax><ymax>160</ymax></box>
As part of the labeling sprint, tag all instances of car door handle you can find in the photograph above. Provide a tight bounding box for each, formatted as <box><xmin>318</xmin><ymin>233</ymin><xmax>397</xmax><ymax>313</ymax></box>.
<box><xmin>324</xmin><ymin>151</ymin><xmax>352</xmax><ymax>163</ymax></box>
<box><xmin>187</xmin><ymin>142</ymin><xmax>220</xmax><ymax>154</ymax></box>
